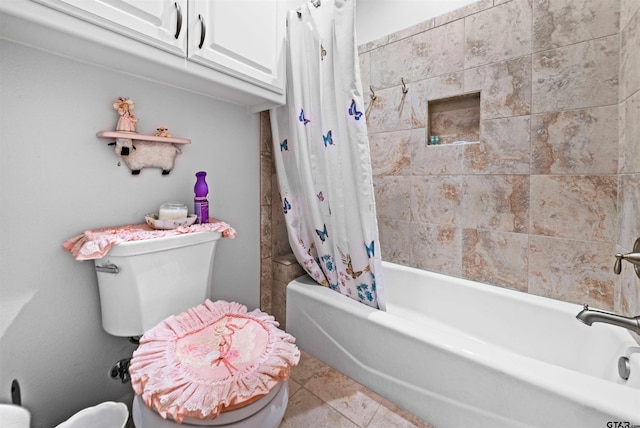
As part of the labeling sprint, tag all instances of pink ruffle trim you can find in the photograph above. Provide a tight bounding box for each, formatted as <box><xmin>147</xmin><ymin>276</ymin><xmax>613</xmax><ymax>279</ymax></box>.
<box><xmin>129</xmin><ymin>300</ymin><xmax>300</xmax><ymax>424</ymax></box>
<box><xmin>62</xmin><ymin>218</ymin><xmax>236</xmax><ymax>260</ymax></box>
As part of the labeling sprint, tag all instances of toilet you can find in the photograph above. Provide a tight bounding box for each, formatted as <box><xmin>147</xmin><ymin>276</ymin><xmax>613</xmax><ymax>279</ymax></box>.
<box><xmin>92</xmin><ymin>230</ymin><xmax>299</xmax><ymax>427</ymax></box>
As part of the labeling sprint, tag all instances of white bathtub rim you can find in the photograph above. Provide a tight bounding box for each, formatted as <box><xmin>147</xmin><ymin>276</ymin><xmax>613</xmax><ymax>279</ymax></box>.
<box><xmin>288</xmin><ymin>273</ymin><xmax>640</xmax><ymax>423</ymax></box>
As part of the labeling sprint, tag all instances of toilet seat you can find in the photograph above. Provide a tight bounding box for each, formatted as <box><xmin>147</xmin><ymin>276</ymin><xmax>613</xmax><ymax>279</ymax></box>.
<box><xmin>129</xmin><ymin>299</ymin><xmax>299</xmax><ymax>424</ymax></box>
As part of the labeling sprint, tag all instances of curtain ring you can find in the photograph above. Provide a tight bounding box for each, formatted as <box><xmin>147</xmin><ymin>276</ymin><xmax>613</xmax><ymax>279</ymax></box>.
<box><xmin>370</xmin><ymin>85</ymin><xmax>377</xmax><ymax>101</ymax></box>
<box><xmin>401</xmin><ymin>78</ymin><xmax>408</xmax><ymax>94</ymax></box>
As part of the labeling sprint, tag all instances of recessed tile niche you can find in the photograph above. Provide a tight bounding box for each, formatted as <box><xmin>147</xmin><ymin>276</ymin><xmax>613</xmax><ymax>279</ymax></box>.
<box><xmin>428</xmin><ymin>92</ymin><xmax>480</xmax><ymax>145</ymax></box>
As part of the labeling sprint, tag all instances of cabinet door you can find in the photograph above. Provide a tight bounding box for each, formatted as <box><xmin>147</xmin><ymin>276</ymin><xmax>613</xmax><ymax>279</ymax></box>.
<box><xmin>32</xmin><ymin>0</ymin><xmax>187</xmax><ymax>56</ymax></box>
<box><xmin>188</xmin><ymin>0</ymin><xmax>283</xmax><ymax>93</ymax></box>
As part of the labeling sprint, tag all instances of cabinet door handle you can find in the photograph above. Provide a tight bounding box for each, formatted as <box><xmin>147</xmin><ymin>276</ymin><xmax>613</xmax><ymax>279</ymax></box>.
<box><xmin>174</xmin><ymin>2</ymin><xmax>182</xmax><ymax>39</ymax></box>
<box><xmin>198</xmin><ymin>14</ymin><xmax>206</xmax><ymax>49</ymax></box>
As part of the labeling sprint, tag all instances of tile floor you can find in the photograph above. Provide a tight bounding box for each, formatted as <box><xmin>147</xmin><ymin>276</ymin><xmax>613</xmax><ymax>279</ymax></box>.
<box><xmin>282</xmin><ymin>349</ymin><xmax>433</xmax><ymax>428</ymax></box>
<box><xmin>125</xmin><ymin>349</ymin><xmax>433</xmax><ymax>427</ymax></box>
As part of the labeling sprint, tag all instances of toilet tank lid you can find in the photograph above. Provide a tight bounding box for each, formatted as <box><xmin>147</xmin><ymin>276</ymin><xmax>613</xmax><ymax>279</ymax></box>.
<box><xmin>62</xmin><ymin>220</ymin><xmax>235</xmax><ymax>260</ymax></box>
<box><xmin>107</xmin><ymin>230</ymin><xmax>222</xmax><ymax>257</ymax></box>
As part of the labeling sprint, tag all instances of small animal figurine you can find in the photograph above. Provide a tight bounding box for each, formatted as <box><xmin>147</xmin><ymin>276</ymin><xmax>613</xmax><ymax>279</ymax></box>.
<box><xmin>110</xmin><ymin>138</ymin><xmax>181</xmax><ymax>175</ymax></box>
<box><xmin>113</xmin><ymin>97</ymin><xmax>137</xmax><ymax>132</ymax></box>
<box><xmin>155</xmin><ymin>127</ymin><xmax>172</xmax><ymax>138</ymax></box>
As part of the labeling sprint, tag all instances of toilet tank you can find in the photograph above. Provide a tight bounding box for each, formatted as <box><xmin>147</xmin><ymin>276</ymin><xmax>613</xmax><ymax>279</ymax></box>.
<box><xmin>93</xmin><ymin>231</ymin><xmax>222</xmax><ymax>337</ymax></box>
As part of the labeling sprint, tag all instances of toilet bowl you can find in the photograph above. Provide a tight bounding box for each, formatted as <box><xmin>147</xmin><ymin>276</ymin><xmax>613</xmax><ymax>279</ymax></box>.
<box><xmin>132</xmin><ymin>381</ymin><xmax>289</xmax><ymax>427</ymax></box>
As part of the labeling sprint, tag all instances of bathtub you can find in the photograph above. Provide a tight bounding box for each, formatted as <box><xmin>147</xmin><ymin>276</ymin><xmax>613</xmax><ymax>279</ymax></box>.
<box><xmin>286</xmin><ymin>261</ymin><xmax>640</xmax><ymax>428</ymax></box>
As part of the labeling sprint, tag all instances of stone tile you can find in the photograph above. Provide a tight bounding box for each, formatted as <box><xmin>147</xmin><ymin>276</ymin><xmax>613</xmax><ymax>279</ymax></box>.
<box><xmin>261</xmin><ymin>205</ymin><xmax>273</xmax><ymax>258</ymax></box>
<box><xmin>411</xmin><ymin>128</ymin><xmax>465</xmax><ymax>176</ymax></box>
<box><xmin>409</xmin><ymin>19</ymin><xmax>465</xmax><ymax>81</ymax></box>
<box><xmin>621</xmin><ymin>7</ymin><xmax>640</xmax><ymax>100</ymax></box>
<box><xmin>373</xmin><ymin>176</ymin><xmax>411</xmax><ymax>221</ymax></box>
<box><xmin>280</xmin><ymin>388</ymin><xmax>359</xmax><ymax>428</ymax></box>
<box><xmin>359</xmin><ymin>50</ymin><xmax>370</xmax><ymax>106</ymax></box>
<box><xmin>621</xmin><ymin>0</ymin><xmax>640</xmax><ymax>29</ymax></box>
<box><xmin>368</xmin><ymin>399</ymin><xmax>434</xmax><ymax>428</ymax></box>
<box><xmin>531</xmin><ymin>106</ymin><xmax>618</xmax><ymax>175</ymax></box>
<box><xmin>359</xmin><ymin>35</ymin><xmax>389</xmax><ymax>54</ymax></box>
<box><xmin>462</xmin><ymin>229</ymin><xmax>529</xmax><ymax>292</ymax></box>
<box><xmin>304</xmin><ymin>367</ymin><xmax>384</xmax><ymax>427</ymax></box>
<box><xmin>388</xmin><ymin>18</ymin><xmax>435</xmax><ymax>44</ymax></box>
<box><xmin>411</xmin><ymin>224</ymin><xmax>461</xmax><ymax>275</ymax></box>
<box><xmin>618</xmin><ymin>173</ymin><xmax>640</xmax><ymax>245</ymax></box>
<box><xmin>530</xmin><ymin>175</ymin><xmax>618</xmax><ymax>242</ymax></box>
<box><xmin>615</xmin><ymin>245</ymin><xmax>640</xmax><ymax>327</ymax></box>
<box><xmin>465</xmin><ymin>0</ymin><xmax>532</xmax><ymax>68</ymax></box>
<box><xmin>619</xmin><ymin>90</ymin><xmax>640</xmax><ymax>174</ymax></box>
<box><xmin>462</xmin><ymin>175</ymin><xmax>530</xmax><ymax>233</ymax></box>
<box><xmin>260</xmin><ymin>110</ymin><xmax>272</xmax><ymax>154</ymax></box>
<box><xmin>366</xmin><ymin>85</ymin><xmax>413</xmax><ymax>134</ymax></box>
<box><xmin>261</xmin><ymin>151</ymin><xmax>273</xmax><ymax>206</ymax></box>
<box><xmin>529</xmin><ymin>236</ymin><xmax>616</xmax><ymax>309</ymax></box>
<box><xmin>288</xmin><ymin>379</ymin><xmax>302</xmax><ymax>398</ymax></box>
<box><xmin>369</xmin><ymin>131</ymin><xmax>412</xmax><ymax>176</ymax></box>
<box><xmin>466</xmin><ymin>115</ymin><xmax>531</xmax><ymax>174</ymax></box>
<box><xmin>370</xmin><ymin>38</ymin><xmax>413</xmax><ymax>91</ymax></box>
<box><xmin>464</xmin><ymin>56</ymin><xmax>532</xmax><ymax>119</ymax></box>
<box><xmin>411</xmin><ymin>175</ymin><xmax>462</xmax><ymax>225</ymax></box>
<box><xmin>290</xmin><ymin>350</ymin><xmax>333</xmax><ymax>386</ymax></box>
<box><xmin>425</xmin><ymin>72</ymin><xmax>465</xmax><ymax>101</ymax></box>
<box><xmin>433</xmin><ymin>0</ymin><xmax>494</xmax><ymax>27</ymax></box>
<box><xmin>413</xmin><ymin>73</ymin><xmax>466</xmax><ymax>135</ymax></box>
<box><xmin>260</xmin><ymin>257</ymin><xmax>272</xmax><ymax>313</ymax></box>
<box><xmin>271</xmin><ymin>279</ymin><xmax>287</xmax><ymax>329</ymax></box>
<box><xmin>531</xmin><ymin>36</ymin><xmax>619</xmax><ymax>113</ymax></box>
<box><xmin>273</xmin><ymin>253</ymin><xmax>306</xmax><ymax>283</ymax></box>
<box><xmin>532</xmin><ymin>0</ymin><xmax>620</xmax><ymax>52</ymax></box>
<box><xmin>378</xmin><ymin>219</ymin><xmax>412</xmax><ymax>265</ymax></box>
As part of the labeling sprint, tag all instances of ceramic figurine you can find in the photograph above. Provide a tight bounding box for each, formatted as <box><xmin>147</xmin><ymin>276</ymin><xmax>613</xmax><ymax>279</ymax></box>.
<box><xmin>155</xmin><ymin>127</ymin><xmax>172</xmax><ymax>138</ymax></box>
<box><xmin>113</xmin><ymin>97</ymin><xmax>138</xmax><ymax>132</ymax></box>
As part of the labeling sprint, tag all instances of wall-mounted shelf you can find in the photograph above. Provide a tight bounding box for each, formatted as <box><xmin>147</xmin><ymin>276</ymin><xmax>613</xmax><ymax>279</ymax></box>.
<box><xmin>96</xmin><ymin>131</ymin><xmax>191</xmax><ymax>144</ymax></box>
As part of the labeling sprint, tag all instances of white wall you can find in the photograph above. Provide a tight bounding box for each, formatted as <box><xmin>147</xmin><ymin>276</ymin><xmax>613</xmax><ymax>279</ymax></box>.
<box><xmin>0</xmin><ymin>39</ymin><xmax>260</xmax><ymax>427</ymax></box>
<box><xmin>356</xmin><ymin>0</ymin><xmax>478</xmax><ymax>44</ymax></box>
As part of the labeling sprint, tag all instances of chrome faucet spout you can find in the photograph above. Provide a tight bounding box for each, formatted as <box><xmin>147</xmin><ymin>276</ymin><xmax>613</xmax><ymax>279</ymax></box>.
<box><xmin>576</xmin><ymin>304</ymin><xmax>640</xmax><ymax>335</ymax></box>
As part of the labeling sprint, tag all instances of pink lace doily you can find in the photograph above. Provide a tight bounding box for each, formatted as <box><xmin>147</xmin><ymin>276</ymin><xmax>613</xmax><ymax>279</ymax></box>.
<box><xmin>62</xmin><ymin>218</ymin><xmax>236</xmax><ymax>260</ymax></box>
<box><xmin>129</xmin><ymin>300</ymin><xmax>300</xmax><ymax>423</ymax></box>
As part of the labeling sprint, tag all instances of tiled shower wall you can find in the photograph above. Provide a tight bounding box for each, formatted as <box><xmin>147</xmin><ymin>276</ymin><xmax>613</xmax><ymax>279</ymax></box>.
<box><xmin>260</xmin><ymin>0</ymin><xmax>640</xmax><ymax>330</ymax></box>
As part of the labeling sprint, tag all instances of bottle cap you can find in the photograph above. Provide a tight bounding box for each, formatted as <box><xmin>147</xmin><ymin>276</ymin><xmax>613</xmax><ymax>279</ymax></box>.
<box><xmin>194</xmin><ymin>171</ymin><xmax>208</xmax><ymax>197</ymax></box>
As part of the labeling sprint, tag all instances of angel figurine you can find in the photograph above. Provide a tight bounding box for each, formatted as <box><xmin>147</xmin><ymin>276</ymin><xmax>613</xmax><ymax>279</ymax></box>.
<box><xmin>113</xmin><ymin>97</ymin><xmax>138</xmax><ymax>132</ymax></box>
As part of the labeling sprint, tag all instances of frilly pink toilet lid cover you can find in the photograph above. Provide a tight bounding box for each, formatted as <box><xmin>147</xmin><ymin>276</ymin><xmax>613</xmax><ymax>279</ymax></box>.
<box><xmin>129</xmin><ymin>299</ymin><xmax>300</xmax><ymax>424</ymax></box>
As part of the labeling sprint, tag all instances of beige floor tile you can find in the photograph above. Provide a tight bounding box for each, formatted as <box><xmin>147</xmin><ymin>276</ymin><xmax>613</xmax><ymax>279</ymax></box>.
<box><xmin>290</xmin><ymin>350</ymin><xmax>332</xmax><ymax>386</ymax></box>
<box><xmin>288</xmin><ymin>378</ymin><xmax>302</xmax><ymax>397</ymax></box>
<box><xmin>280</xmin><ymin>388</ymin><xmax>359</xmax><ymax>428</ymax></box>
<box><xmin>367</xmin><ymin>399</ymin><xmax>434</xmax><ymax>428</ymax></box>
<box><xmin>304</xmin><ymin>368</ymin><xmax>384</xmax><ymax>427</ymax></box>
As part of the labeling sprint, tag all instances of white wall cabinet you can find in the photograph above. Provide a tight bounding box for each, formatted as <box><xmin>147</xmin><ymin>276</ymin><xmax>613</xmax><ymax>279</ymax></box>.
<box><xmin>188</xmin><ymin>0</ymin><xmax>281</xmax><ymax>92</ymax></box>
<box><xmin>30</xmin><ymin>0</ymin><xmax>188</xmax><ymax>56</ymax></box>
<box><xmin>0</xmin><ymin>0</ymin><xmax>286</xmax><ymax>111</ymax></box>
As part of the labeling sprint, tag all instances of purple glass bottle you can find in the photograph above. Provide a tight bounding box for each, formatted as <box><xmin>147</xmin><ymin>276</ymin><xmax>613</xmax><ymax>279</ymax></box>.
<box><xmin>194</xmin><ymin>171</ymin><xmax>209</xmax><ymax>224</ymax></box>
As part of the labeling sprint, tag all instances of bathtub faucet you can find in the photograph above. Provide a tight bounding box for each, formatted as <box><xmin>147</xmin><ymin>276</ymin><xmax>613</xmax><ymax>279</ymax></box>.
<box><xmin>576</xmin><ymin>304</ymin><xmax>640</xmax><ymax>335</ymax></box>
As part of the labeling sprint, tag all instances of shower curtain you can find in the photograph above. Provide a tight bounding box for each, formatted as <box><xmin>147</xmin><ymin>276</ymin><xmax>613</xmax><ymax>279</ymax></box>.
<box><xmin>270</xmin><ymin>0</ymin><xmax>385</xmax><ymax>309</ymax></box>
